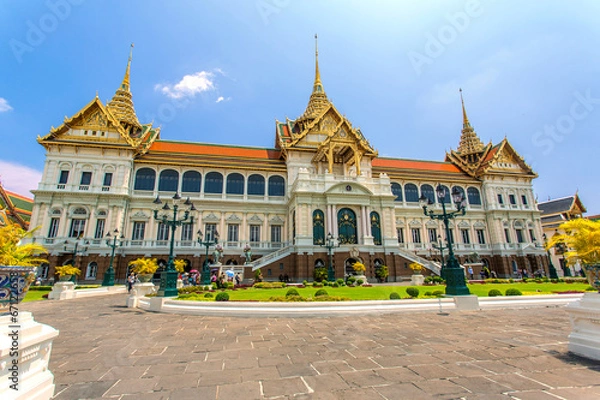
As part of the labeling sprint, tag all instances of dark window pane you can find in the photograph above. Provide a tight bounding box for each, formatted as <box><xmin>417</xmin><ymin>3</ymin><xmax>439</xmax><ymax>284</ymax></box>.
<box><xmin>248</xmin><ymin>174</ymin><xmax>265</xmax><ymax>195</ymax></box>
<box><xmin>134</xmin><ymin>168</ymin><xmax>156</xmax><ymax>191</ymax></box>
<box><xmin>226</xmin><ymin>173</ymin><xmax>244</xmax><ymax>195</ymax></box>
<box><xmin>205</xmin><ymin>172</ymin><xmax>223</xmax><ymax>194</ymax></box>
<box><xmin>158</xmin><ymin>169</ymin><xmax>179</xmax><ymax>192</ymax></box>
<box><xmin>182</xmin><ymin>171</ymin><xmax>201</xmax><ymax>193</ymax></box>
<box><xmin>268</xmin><ymin>176</ymin><xmax>285</xmax><ymax>197</ymax></box>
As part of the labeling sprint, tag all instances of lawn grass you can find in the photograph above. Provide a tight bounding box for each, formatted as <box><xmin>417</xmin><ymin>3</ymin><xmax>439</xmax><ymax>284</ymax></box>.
<box><xmin>178</xmin><ymin>281</ymin><xmax>593</xmax><ymax>301</ymax></box>
<box><xmin>22</xmin><ymin>289</ymin><xmax>51</xmax><ymax>302</ymax></box>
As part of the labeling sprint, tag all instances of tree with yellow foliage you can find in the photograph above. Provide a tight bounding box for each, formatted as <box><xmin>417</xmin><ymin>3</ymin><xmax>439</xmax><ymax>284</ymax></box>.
<box><xmin>0</xmin><ymin>222</ymin><xmax>47</xmax><ymax>267</ymax></box>
<box><xmin>547</xmin><ymin>219</ymin><xmax>600</xmax><ymax>266</ymax></box>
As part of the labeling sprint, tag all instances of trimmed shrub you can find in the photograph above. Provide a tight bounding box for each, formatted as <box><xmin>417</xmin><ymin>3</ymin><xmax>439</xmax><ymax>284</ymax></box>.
<box><xmin>336</xmin><ymin>278</ymin><xmax>345</xmax><ymax>286</ymax></box>
<box><xmin>347</xmin><ymin>276</ymin><xmax>356</xmax><ymax>285</ymax></box>
<box><xmin>303</xmin><ymin>280</ymin><xmax>309</xmax><ymax>286</ymax></box>
<box><xmin>505</xmin><ymin>288</ymin><xmax>522</xmax><ymax>296</ymax></box>
<box><xmin>356</xmin><ymin>279</ymin><xmax>364</xmax><ymax>286</ymax></box>
<box><xmin>406</xmin><ymin>287</ymin><xmax>420</xmax><ymax>298</ymax></box>
<box><xmin>314</xmin><ymin>289</ymin><xmax>329</xmax><ymax>297</ymax></box>
<box><xmin>215</xmin><ymin>292</ymin><xmax>229</xmax><ymax>301</ymax></box>
<box><xmin>331</xmin><ymin>282</ymin><xmax>339</xmax><ymax>288</ymax></box>
<box><xmin>432</xmin><ymin>290</ymin><xmax>444</xmax><ymax>298</ymax></box>
<box><xmin>313</xmin><ymin>295</ymin><xmax>351</xmax><ymax>301</ymax></box>
<box><xmin>586</xmin><ymin>286</ymin><xmax>597</xmax><ymax>291</ymax></box>
<box><xmin>204</xmin><ymin>292</ymin><xmax>214</xmax><ymax>298</ymax></box>
<box><xmin>389</xmin><ymin>292</ymin><xmax>401</xmax><ymax>300</ymax></box>
<box><xmin>488</xmin><ymin>289</ymin><xmax>502</xmax><ymax>297</ymax></box>
<box><xmin>323</xmin><ymin>280</ymin><xmax>330</xmax><ymax>286</ymax></box>
<box><xmin>253</xmin><ymin>282</ymin><xmax>286</xmax><ymax>289</ymax></box>
<box><xmin>286</xmin><ymin>288</ymin><xmax>300</xmax><ymax>297</ymax></box>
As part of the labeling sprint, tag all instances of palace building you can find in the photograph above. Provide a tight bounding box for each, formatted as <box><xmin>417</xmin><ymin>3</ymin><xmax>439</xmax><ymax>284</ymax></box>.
<box><xmin>29</xmin><ymin>46</ymin><xmax>549</xmax><ymax>283</ymax></box>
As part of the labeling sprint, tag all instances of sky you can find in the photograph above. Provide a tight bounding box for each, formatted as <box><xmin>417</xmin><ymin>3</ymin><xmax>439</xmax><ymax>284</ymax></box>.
<box><xmin>1</xmin><ymin>0</ymin><xmax>599</xmax><ymax>214</ymax></box>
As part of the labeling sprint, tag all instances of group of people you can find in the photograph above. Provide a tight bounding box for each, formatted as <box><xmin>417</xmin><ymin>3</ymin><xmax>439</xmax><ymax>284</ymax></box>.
<box><xmin>278</xmin><ymin>273</ymin><xmax>290</xmax><ymax>283</ymax></box>
<box><xmin>211</xmin><ymin>271</ymin><xmax>242</xmax><ymax>288</ymax></box>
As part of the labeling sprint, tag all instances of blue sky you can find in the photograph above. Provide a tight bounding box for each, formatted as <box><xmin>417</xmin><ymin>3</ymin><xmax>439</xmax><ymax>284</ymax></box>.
<box><xmin>1</xmin><ymin>0</ymin><xmax>599</xmax><ymax>214</ymax></box>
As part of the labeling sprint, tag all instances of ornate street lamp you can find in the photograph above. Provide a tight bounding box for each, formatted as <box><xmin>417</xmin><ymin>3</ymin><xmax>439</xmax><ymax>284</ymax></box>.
<box><xmin>102</xmin><ymin>229</ymin><xmax>124</xmax><ymax>286</ymax></box>
<box><xmin>419</xmin><ymin>185</ymin><xmax>470</xmax><ymax>295</ymax></box>
<box><xmin>542</xmin><ymin>233</ymin><xmax>559</xmax><ymax>279</ymax></box>
<box><xmin>63</xmin><ymin>235</ymin><xmax>89</xmax><ymax>283</ymax></box>
<box><xmin>321</xmin><ymin>233</ymin><xmax>340</xmax><ymax>282</ymax></box>
<box><xmin>197</xmin><ymin>228</ymin><xmax>219</xmax><ymax>285</ymax></box>
<box><xmin>432</xmin><ymin>234</ymin><xmax>448</xmax><ymax>279</ymax></box>
<box><xmin>153</xmin><ymin>193</ymin><xmax>196</xmax><ymax>297</ymax></box>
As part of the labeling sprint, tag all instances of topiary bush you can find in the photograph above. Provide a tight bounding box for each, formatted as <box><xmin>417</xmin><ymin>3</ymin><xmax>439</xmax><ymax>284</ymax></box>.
<box><xmin>389</xmin><ymin>292</ymin><xmax>401</xmax><ymax>300</ymax></box>
<box><xmin>336</xmin><ymin>278</ymin><xmax>345</xmax><ymax>286</ymax></box>
<box><xmin>204</xmin><ymin>292</ymin><xmax>214</xmax><ymax>298</ymax></box>
<box><xmin>356</xmin><ymin>279</ymin><xmax>364</xmax><ymax>286</ymax></box>
<box><xmin>406</xmin><ymin>287</ymin><xmax>420</xmax><ymax>298</ymax></box>
<box><xmin>331</xmin><ymin>282</ymin><xmax>339</xmax><ymax>287</ymax></box>
<box><xmin>432</xmin><ymin>290</ymin><xmax>444</xmax><ymax>297</ymax></box>
<box><xmin>505</xmin><ymin>288</ymin><xmax>522</xmax><ymax>296</ymax></box>
<box><xmin>488</xmin><ymin>289</ymin><xmax>502</xmax><ymax>297</ymax></box>
<box><xmin>286</xmin><ymin>288</ymin><xmax>300</xmax><ymax>297</ymax></box>
<box><xmin>215</xmin><ymin>292</ymin><xmax>230</xmax><ymax>301</ymax></box>
<box><xmin>314</xmin><ymin>289</ymin><xmax>329</xmax><ymax>297</ymax></box>
<box><xmin>303</xmin><ymin>280</ymin><xmax>309</xmax><ymax>286</ymax></box>
<box><xmin>347</xmin><ymin>276</ymin><xmax>356</xmax><ymax>285</ymax></box>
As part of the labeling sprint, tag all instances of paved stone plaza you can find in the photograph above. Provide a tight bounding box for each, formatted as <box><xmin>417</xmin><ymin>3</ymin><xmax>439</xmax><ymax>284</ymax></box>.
<box><xmin>22</xmin><ymin>295</ymin><xmax>600</xmax><ymax>400</ymax></box>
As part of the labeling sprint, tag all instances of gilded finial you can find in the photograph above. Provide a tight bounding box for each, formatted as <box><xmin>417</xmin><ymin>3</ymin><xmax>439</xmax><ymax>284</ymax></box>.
<box><xmin>460</xmin><ymin>88</ymin><xmax>470</xmax><ymax>129</ymax></box>
<box><xmin>122</xmin><ymin>43</ymin><xmax>134</xmax><ymax>90</ymax></box>
<box><xmin>313</xmin><ymin>34</ymin><xmax>323</xmax><ymax>93</ymax></box>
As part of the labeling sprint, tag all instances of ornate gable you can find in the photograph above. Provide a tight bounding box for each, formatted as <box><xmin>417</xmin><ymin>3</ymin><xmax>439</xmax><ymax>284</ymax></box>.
<box><xmin>477</xmin><ymin>138</ymin><xmax>536</xmax><ymax>177</ymax></box>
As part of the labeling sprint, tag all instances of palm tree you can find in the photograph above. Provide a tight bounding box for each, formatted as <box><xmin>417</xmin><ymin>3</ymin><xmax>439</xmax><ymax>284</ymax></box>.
<box><xmin>0</xmin><ymin>222</ymin><xmax>48</xmax><ymax>266</ymax></box>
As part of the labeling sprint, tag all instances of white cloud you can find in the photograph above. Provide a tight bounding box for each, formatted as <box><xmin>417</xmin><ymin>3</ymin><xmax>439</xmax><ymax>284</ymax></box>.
<box><xmin>0</xmin><ymin>160</ymin><xmax>42</xmax><ymax>197</ymax></box>
<box><xmin>215</xmin><ymin>96</ymin><xmax>231</xmax><ymax>103</ymax></box>
<box><xmin>155</xmin><ymin>71</ymin><xmax>215</xmax><ymax>99</ymax></box>
<box><xmin>0</xmin><ymin>98</ymin><xmax>13</xmax><ymax>112</ymax></box>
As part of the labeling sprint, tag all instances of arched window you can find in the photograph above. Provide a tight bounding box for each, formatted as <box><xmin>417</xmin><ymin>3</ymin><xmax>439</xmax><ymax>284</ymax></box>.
<box><xmin>404</xmin><ymin>183</ymin><xmax>419</xmax><ymax>203</ymax></box>
<box><xmin>313</xmin><ymin>209</ymin><xmax>325</xmax><ymax>245</ymax></box>
<box><xmin>247</xmin><ymin>174</ymin><xmax>265</xmax><ymax>196</ymax></box>
<box><xmin>338</xmin><ymin>208</ymin><xmax>357</xmax><ymax>244</ymax></box>
<box><xmin>86</xmin><ymin>262</ymin><xmax>97</xmax><ymax>279</ymax></box>
<box><xmin>452</xmin><ymin>186</ymin><xmax>466</xmax><ymax>205</ymax></box>
<box><xmin>420</xmin><ymin>184</ymin><xmax>435</xmax><ymax>203</ymax></box>
<box><xmin>467</xmin><ymin>187</ymin><xmax>482</xmax><ymax>205</ymax></box>
<box><xmin>134</xmin><ymin>168</ymin><xmax>156</xmax><ymax>191</ymax></box>
<box><xmin>268</xmin><ymin>176</ymin><xmax>285</xmax><ymax>197</ymax></box>
<box><xmin>371</xmin><ymin>212</ymin><xmax>381</xmax><ymax>245</ymax></box>
<box><xmin>205</xmin><ymin>172</ymin><xmax>223</xmax><ymax>194</ymax></box>
<box><xmin>158</xmin><ymin>169</ymin><xmax>179</xmax><ymax>192</ymax></box>
<box><xmin>391</xmin><ymin>183</ymin><xmax>403</xmax><ymax>202</ymax></box>
<box><xmin>226</xmin><ymin>173</ymin><xmax>244</xmax><ymax>195</ymax></box>
<box><xmin>438</xmin><ymin>185</ymin><xmax>451</xmax><ymax>204</ymax></box>
<box><xmin>182</xmin><ymin>171</ymin><xmax>201</xmax><ymax>193</ymax></box>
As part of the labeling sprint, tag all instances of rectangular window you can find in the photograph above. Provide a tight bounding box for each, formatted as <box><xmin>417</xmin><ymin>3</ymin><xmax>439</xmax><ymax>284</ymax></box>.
<box><xmin>411</xmin><ymin>228</ymin><xmax>421</xmax><ymax>244</ymax></box>
<box><xmin>94</xmin><ymin>219</ymin><xmax>105</xmax><ymax>239</ymax></box>
<box><xmin>59</xmin><ymin>170</ymin><xmax>69</xmax><ymax>184</ymax></box>
<box><xmin>48</xmin><ymin>218</ymin><xmax>60</xmax><ymax>238</ymax></box>
<box><xmin>103</xmin><ymin>172</ymin><xmax>113</xmax><ymax>187</ymax></box>
<box><xmin>521</xmin><ymin>195</ymin><xmax>528</xmax><ymax>205</ymax></box>
<box><xmin>132</xmin><ymin>222</ymin><xmax>145</xmax><ymax>240</ymax></box>
<box><xmin>497</xmin><ymin>194</ymin><xmax>504</xmax><ymax>204</ymax></box>
<box><xmin>428</xmin><ymin>228</ymin><xmax>437</xmax><ymax>243</ymax></box>
<box><xmin>516</xmin><ymin>229</ymin><xmax>524</xmax><ymax>243</ymax></box>
<box><xmin>227</xmin><ymin>224</ymin><xmax>239</xmax><ymax>243</ymax></box>
<box><xmin>397</xmin><ymin>227</ymin><xmax>404</xmax><ymax>244</ymax></box>
<box><xmin>476</xmin><ymin>229</ymin><xmax>486</xmax><ymax>244</ymax></box>
<box><xmin>509</xmin><ymin>194</ymin><xmax>516</xmax><ymax>205</ymax></box>
<box><xmin>80</xmin><ymin>171</ymin><xmax>92</xmax><ymax>185</ymax></box>
<box><xmin>157</xmin><ymin>223</ymin><xmax>169</xmax><ymax>241</ymax></box>
<box><xmin>504</xmin><ymin>228</ymin><xmax>511</xmax><ymax>243</ymax></box>
<box><xmin>180</xmin><ymin>223</ymin><xmax>193</xmax><ymax>241</ymax></box>
<box><xmin>461</xmin><ymin>229</ymin><xmax>470</xmax><ymax>244</ymax></box>
<box><xmin>529</xmin><ymin>229</ymin><xmax>536</xmax><ymax>242</ymax></box>
<box><xmin>205</xmin><ymin>223</ymin><xmax>218</xmax><ymax>242</ymax></box>
<box><xmin>249</xmin><ymin>225</ymin><xmax>261</xmax><ymax>243</ymax></box>
<box><xmin>69</xmin><ymin>219</ymin><xmax>86</xmax><ymax>238</ymax></box>
<box><xmin>271</xmin><ymin>225</ymin><xmax>282</xmax><ymax>243</ymax></box>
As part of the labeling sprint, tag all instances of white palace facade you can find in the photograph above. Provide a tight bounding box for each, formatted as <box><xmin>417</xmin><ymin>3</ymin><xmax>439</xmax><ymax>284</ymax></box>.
<box><xmin>29</xmin><ymin>48</ymin><xmax>550</xmax><ymax>283</ymax></box>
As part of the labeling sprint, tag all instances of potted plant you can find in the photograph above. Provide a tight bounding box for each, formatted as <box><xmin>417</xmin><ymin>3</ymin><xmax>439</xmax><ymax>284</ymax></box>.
<box><xmin>375</xmin><ymin>265</ymin><xmax>389</xmax><ymax>283</ymax></box>
<box><xmin>128</xmin><ymin>258</ymin><xmax>158</xmax><ymax>282</ymax></box>
<box><xmin>0</xmin><ymin>222</ymin><xmax>48</xmax><ymax>309</ymax></box>
<box><xmin>352</xmin><ymin>262</ymin><xmax>367</xmax><ymax>285</ymax></box>
<box><xmin>409</xmin><ymin>262</ymin><xmax>425</xmax><ymax>285</ymax></box>
<box><xmin>54</xmin><ymin>264</ymin><xmax>81</xmax><ymax>281</ymax></box>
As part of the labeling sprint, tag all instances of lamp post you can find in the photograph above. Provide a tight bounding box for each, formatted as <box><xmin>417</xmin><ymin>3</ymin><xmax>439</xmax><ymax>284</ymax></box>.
<box><xmin>542</xmin><ymin>233</ymin><xmax>559</xmax><ymax>279</ymax></box>
<box><xmin>153</xmin><ymin>193</ymin><xmax>196</xmax><ymax>297</ymax></box>
<box><xmin>321</xmin><ymin>233</ymin><xmax>340</xmax><ymax>282</ymax></box>
<box><xmin>197</xmin><ymin>228</ymin><xmax>219</xmax><ymax>285</ymax></box>
<box><xmin>419</xmin><ymin>185</ymin><xmax>470</xmax><ymax>295</ymax></box>
<box><xmin>102</xmin><ymin>229</ymin><xmax>124</xmax><ymax>286</ymax></box>
<box><xmin>432</xmin><ymin>234</ymin><xmax>449</xmax><ymax>280</ymax></box>
<box><xmin>64</xmin><ymin>235</ymin><xmax>89</xmax><ymax>283</ymax></box>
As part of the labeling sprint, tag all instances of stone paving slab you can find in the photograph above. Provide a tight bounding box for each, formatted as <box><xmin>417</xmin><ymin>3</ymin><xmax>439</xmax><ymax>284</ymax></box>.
<box><xmin>21</xmin><ymin>295</ymin><xmax>600</xmax><ymax>399</ymax></box>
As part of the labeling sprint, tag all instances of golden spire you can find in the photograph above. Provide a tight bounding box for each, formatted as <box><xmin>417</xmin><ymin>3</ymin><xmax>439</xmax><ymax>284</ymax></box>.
<box><xmin>456</xmin><ymin>89</ymin><xmax>484</xmax><ymax>156</ymax></box>
<box><xmin>460</xmin><ymin>88</ymin><xmax>470</xmax><ymax>129</ymax></box>
<box><xmin>107</xmin><ymin>44</ymin><xmax>141</xmax><ymax>131</ymax></box>
<box><xmin>297</xmin><ymin>35</ymin><xmax>330</xmax><ymax>124</ymax></box>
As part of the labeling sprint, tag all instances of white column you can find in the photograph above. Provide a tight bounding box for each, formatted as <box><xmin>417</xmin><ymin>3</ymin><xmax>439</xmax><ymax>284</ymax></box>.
<box><xmin>332</xmin><ymin>205</ymin><xmax>338</xmax><ymax>237</ymax></box>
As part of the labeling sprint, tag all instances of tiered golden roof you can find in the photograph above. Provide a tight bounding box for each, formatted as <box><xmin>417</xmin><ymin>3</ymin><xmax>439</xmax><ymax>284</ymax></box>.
<box><xmin>107</xmin><ymin>44</ymin><xmax>142</xmax><ymax>133</ymax></box>
<box><xmin>296</xmin><ymin>35</ymin><xmax>331</xmax><ymax>127</ymax></box>
<box><xmin>456</xmin><ymin>89</ymin><xmax>485</xmax><ymax>156</ymax></box>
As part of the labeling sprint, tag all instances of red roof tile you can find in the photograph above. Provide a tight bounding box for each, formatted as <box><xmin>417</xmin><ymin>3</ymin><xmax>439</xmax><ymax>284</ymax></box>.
<box><xmin>149</xmin><ymin>141</ymin><xmax>282</xmax><ymax>160</ymax></box>
<box><xmin>372</xmin><ymin>158</ymin><xmax>462</xmax><ymax>173</ymax></box>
